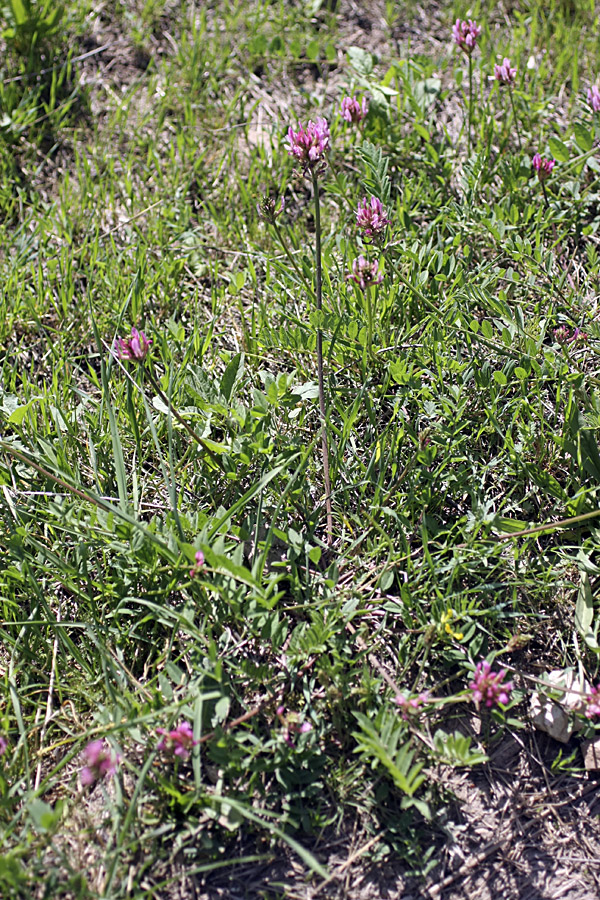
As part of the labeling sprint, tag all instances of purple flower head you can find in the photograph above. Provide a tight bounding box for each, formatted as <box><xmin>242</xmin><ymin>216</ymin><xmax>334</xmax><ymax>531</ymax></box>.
<box><xmin>532</xmin><ymin>153</ymin><xmax>555</xmax><ymax>182</ymax></box>
<box><xmin>0</xmin><ymin>735</ymin><xmax>7</xmax><ymax>757</ymax></box>
<box><xmin>585</xmin><ymin>685</ymin><xmax>600</xmax><ymax>718</ymax></box>
<box><xmin>356</xmin><ymin>196</ymin><xmax>390</xmax><ymax>240</ymax></box>
<box><xmin>494</xmin><ymin>58</ymin><xmax>516</xmax><ymax>86</ymax></box>
<box><xmin>257</xmin><ymin>195</ymin><xmax>285</xmax><ymax>224</ymax></box>
<box><xmin>287</xmin><ymin>118</ymin><xmax>330</xmax><ymax>174</ymax></box>
<box><xmin>347</xmin><ymin>256</ymin><xmax>383</xmax><ymax>291</ymax></box>
<box><xmin>157</xmin><ymin>720</ymin><xmax>199</xmax><ymax>761</ymax></box>
<box><xmin>80</xmin><ymin>739</ymin><xmax>121</xmax><ymax>786</ymax></box>
<box><xmin>115</xmin><ymin>327</ymin><xmax>152</xmax><ymax>363</ymax></box>
<box><xmin>469</xmin><ymin>660</ymin><xmax>513</xmax><ymax>709</ymax></box>
<box><xmin>395</xmin><ymin>691</ymin><xmax>430</xmax><ymax>721</ymax></box>
<box><xmin>276</xmin><ymin>706</ymin><xmax>312</xmax><ymax>747</ymax></box>
<box><xmin>554</xmin><ymin>325</ymin><xmax>587</xmax><ymax>345</ymax></box>
<box><xmin>189</xmin><ymin>550</ymin><xmax>205</xmax><ymax>578</ymax></box>
<box><xmin>340</xmin><ymin>95</ymin><xmax>369</xmax><ymax>125</ymax></box>
<box><xmin>452</xmin><ymin>19</ymin><xmax>482</xmax><ymax>55</ymax></box>
<box><xmin>588</xmin><ymin>85</ymin><xmax>600</xmax><ymax>113</ymax></box>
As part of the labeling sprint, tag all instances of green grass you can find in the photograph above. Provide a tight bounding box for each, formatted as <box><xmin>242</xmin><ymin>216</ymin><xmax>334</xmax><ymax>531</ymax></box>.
<box><xmin>2</xmin><ymin>0</ymin><xmax>600</xmax><ymax>896</ymax></box>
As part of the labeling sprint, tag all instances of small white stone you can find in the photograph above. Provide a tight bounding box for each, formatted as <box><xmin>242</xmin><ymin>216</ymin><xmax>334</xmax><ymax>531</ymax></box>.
<box><xmin>529</xmin><ymin>670</ymin><xmax>590</xmax><ymax>742</ymax></box>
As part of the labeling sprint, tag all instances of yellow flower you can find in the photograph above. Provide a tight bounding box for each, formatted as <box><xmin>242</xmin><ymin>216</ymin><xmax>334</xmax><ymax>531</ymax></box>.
<box><xmin>440</xmin><ymin>609</ymin><xmax>463</xmax><ymax>641</ymax></box>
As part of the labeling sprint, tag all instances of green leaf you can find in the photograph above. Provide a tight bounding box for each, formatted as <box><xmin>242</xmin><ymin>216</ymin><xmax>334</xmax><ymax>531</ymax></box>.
<box><xmin>28</xmin><ymin>799</ymin><xmax>62</xmax><ymax>833</ymax></box>
<box><xmin>214</xmin><ymin>695</ymin><xmax>230</xmax><ymax>722</ymax></box>
<box><xmin>379</xmin><ymin>569</ymin><xmax>394</xmax><ymax>591</ymax></box>
<box><xmin>573</xmin><ymin>123</ymin><xmax>593</xmax><ymax>153</ymax></box>
<box><xmin>495</xmin><ymin>516</ymin><xmax>528</xmax><ymax>533</ymax></box>
<box><xmin>220</xmin><ymin>352</ymin><xmax>244</xmax><ymax>402</ymax></box>
<box><xmin>7</xmin><ymin>399</ymin><xmax>38</xmax><ymax>425</ymax></box>
<box><xmin>493</xmin><ymin>371</ymin><xmax>507</xmax><ymax>386</ymax></box>
<box><xmin>308</xmin><ymin>545</ymin><xmax>321</xmax><ymax>565</ymax></box>
<box><xmin>306</xmin><ymin>39</ymin><xmax>320</xmax><ymax>62</ymax></box>
<box><xmin>548</xmin><ymin>137</ymin><xmax>570</xmax><ymax>163</ymax></box>
<box><xmin>9</xmin><ymin>0</ymin><xmax>29</xmax><ymax>26</ymax></box>
<box><xmin>347</xmin><ymin>46</ymin><xmax>373</xmax><ymax>77</ymax></box>
<box><xmin>575</xmin><ymin>571</ymin><xmax>594</xmax><ymax>637</ymax></box>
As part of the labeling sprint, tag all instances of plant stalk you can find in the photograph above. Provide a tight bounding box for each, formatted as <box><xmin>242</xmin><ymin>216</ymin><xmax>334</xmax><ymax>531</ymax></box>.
<box><xmin>468</xmin><ymin>54</ymin><xmax>473</xmax><ymax>155</ymax></box>
<box><xmin>312</xmin><ymin>171</ymin><xmax>333</xmax><ymax>543</ymax></box>
<box><xmin>508</xmin><ymin>87</ymin><xmax>522</xmax><ymax>150</ymax></box>
<box><xmin>145</xmin><ymin>366</ymin><xmax>225</xmax><ymax>471</ymax></box>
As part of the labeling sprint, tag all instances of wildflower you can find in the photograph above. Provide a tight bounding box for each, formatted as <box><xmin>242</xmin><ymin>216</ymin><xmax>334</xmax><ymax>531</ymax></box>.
<box><xmin>0</xmin><ymin>735</ymin><xmax>7</xmax><ymax>756</ymax></box>
<box><xmin>189</xmin><ymin>550</ymin><xmax>205</xmax><ymax>578</ymax></box>
<box><xmin>257</xmin><ymin>195</ymin><xmax>285</xmax><ymax>224</ymax></box>
<box><xmin>584</xmin><ymin>685</ymin><xmax>600</xmax><ymax>718</ymax></box>
<box><xmin>340</xmin><ymin>95</ymin><xmax>369</xmax><ymax>124</ymax></box>
<box><xmin>494</xmin><ymin>58</ymin><xmax>516</xmax><ymax>86</ymax></box>
<box><xmin>554</xmin><ymin>325</ymin><xmax>587</xmax><ymax>345</ymax></box>
<box><xmin>80</xmin><ymin>739</ymin><xmax>121</xmax><ymax>786</ymax></box>
<box><xmin>356</xmin><ymin>196</ymin><xmax>390</xmax><ymax>239</ymax></box>
<box><xmin>287</xmin><ymin>118</ymin><xmax>330</xmax><ymax>173</ymax></box>
<box><xmin>395</xmin><ymin>692</ymin><xmax>430</xmax><ymax>721</ymax></box>
<box><xmin>532</xmin><ymin>153</ymin><xmax>555</xmax><ymax>182</ymax></box>
<box><xmin>115</xmin><ymin>327</ymin><xmax>152</xmax><ymax>362</ymax></box>
<box><xmin>588</xmin><ymin>85</ymin><xmax>600</xmax><ymax>113</ymax></box>
<box><xmin>347</xmin><ymin>256</ymin><xmax>383</xmax><ymax>290</ymax></box>
<box><xmin>276</xmin><ymin>706</ymin><xmax>312</xmax><ymax>747</ymax></box>
<box><xmin>452</xmin><ymin>19</ymin><xmax>482</xmax><ymax>55</ymax></box>
<box><xmin>440</xmin><ymin>609</ymin><xmax>463</xmax><ymax>641</ymax></box>
<box><xmin>157</xmin><ymin>720</ymin><xmax>199</xmax><ymax>760</ymax></box>
<box><xmin>469</xmin><ymin>660</ymin><xmax>513</xmax><ymax>709</ymax></box>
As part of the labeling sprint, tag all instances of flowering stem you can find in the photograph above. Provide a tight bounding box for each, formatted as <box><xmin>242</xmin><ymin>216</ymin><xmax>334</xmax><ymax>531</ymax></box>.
<box><xmin>145</xmin><ymin>366</ymin><xmax>224</xmax><ymax>471</ymax></box>
<box><xmin>508</xmin><ymin>88</ymin><xmax>522</xmax><ymax>150</ymax></box>
<box><xmin>312</xmin><ymin>171</ymin><xmax>333</xmax><ymax>543</ymax></box>
<box><xmin>468</xmin><ymin>54</ymin><xmax>473</xmax><ymax>154</ymax></box>
<box><xmin>541</xmin><ymin>180</ymin><xmax>549</xmax><ymax>210</ymax></box>
<box><xmin>365</xmin><ymin>284</ymin><xmax>374</xmax><ymax>361</ymax></box>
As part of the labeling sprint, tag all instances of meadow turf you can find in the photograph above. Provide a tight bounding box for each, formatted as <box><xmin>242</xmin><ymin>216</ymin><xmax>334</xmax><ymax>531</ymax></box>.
<box><xmin>3</xmin><ymin>1</ymin><xmax>600</xmax><ymax>897</ymax></box>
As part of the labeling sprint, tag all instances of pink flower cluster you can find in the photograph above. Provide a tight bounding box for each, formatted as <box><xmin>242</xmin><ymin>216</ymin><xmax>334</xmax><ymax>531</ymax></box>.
<box><xmin>588</xmin><ymin>85</ymin><xmax>600</xmax><ymax>113</ymax></box>
<box><xmin>452</xmin><ymin>19</ymin><xmax>482</xmax><ymax>55</ymax></box>
<box><xmin>189</xmin><ymin>550</ymin><xmax>205</xmax><ymax>578</ymax></box>
<box><xmin>0</xmin><ymin>735</ymin><xmax>7</xmax><ymax>757</ymax></box>
<box><xmin>157</xmin><ymin>721</ymin><xmax>199</xmax><ymax>760</ymax></box>
<box><xmin>115</xmin><ymin>327</ymin><xmax>152</xmax><ymax>363</ymax></box>
<box><xmin>276</xmin><ymin>705</ymin><xmax>312</xmax><ymax>747</ymax></box>
<box><xmin>340</xmin><ymin>95</ymin><xmax>369</xmax><ymax>125</ymax></box>
<box><xmin>585</xmin><ymin>685</ymin><xmax>600</xmax><ymax>718</ymax></box>
<box><xmin>287</xmin><ymin>118</ymin><xmax>330</xmax><ymax>173</ymax></box>
<box><xmin>469</xmin><ymin>660</ymin><xmax>513</xmax><ymax>709</ymax></box>
<box><xmin>347</xmin><ymin>256</ymin><xmax>383</xmax><ymax>291</ymax></box>
<box><xmin>554</xmin><ymin>325</ymin><xmax>587</xmax><ymax>345</ymax></box>
<box><xmin>356</xmin><ymin>196</ymin><xmax>390</xmax><ymax>240</ymax></box>
<box><xmin>532</xmin><ymin>153</ymin><xmax>555</xmax><ymax>181</ymax></box>
<box><xmin>494</xmin><ymin>57</ymin><xmax>516</xmax><ymax>86</ymax></box>
<box><xmin>395</xmin><ymin>692</ymin><xmax>430</xmax><ymax>721</ymax></box>
<box><xmin>80</xmin><ymin>739</ymin><xmax>121</xmax><ymax>786</ymax></box>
